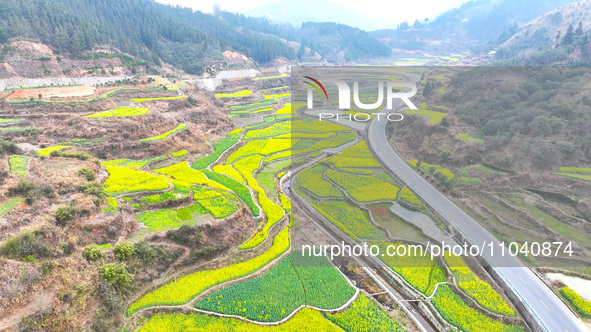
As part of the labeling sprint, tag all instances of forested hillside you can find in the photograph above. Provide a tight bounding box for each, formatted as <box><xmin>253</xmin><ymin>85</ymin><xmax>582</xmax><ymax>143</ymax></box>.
<box><xmin>495</xmin><ymin>0</ymin><xmax>591</xmax><ymax>65</ymax></box>
<box><xmin>297</xmin><ymin>22</ymin><xmax>391</xmax><ymax>62</ymax></box>
<box><xmin>398</xmin><ymin>67</ymin><xmax>591</xmax><ymax>173</ymax></box>
<box><xmin>0</xmin><ymin>0</ymin><xmax>394</xmax><ymax>74</ymax></box>
<box><xmin>0</xmin><ymin>0</ymin><xmax>296</xmax><ymax>74</ymax></box>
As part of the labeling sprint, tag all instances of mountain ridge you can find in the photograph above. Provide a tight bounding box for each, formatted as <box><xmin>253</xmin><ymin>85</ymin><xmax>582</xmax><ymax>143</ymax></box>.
<box><xmin>242</xmin><ymin>0</ymin><xmax>392</xmax><ymax>31</ymax></box>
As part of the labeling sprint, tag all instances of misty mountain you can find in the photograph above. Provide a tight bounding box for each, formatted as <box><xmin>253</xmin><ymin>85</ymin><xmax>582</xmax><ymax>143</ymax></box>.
<box><xmin>370</xmin><ymin>0</ymin><xmax>581</xmax><ymax>52</ymax></box>
<box><xmin>241</xmin><ymin>0</ymin><xmax>393</xmax><ymax>31</ymax></box>
<box><xmin>296</xmin><ymin>22</ymin><xmax>391</xmax><ymax>62</ymax></box>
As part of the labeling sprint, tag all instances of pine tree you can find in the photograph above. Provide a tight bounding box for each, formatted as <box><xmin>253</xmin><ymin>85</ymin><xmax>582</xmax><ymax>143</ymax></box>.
<box><xmin>297</xmin><ymin>39</ymin><xmax>306</xmax><ymax>60</ymax></box>
<box><xmin>0</xmin><ymin>28</ymin><xmax>7</xmax><ymax>43</ymax></box>
<box><xmin>562</xmin><ymin>24</ymin><xmax>575</xmax><ymax>45</ymax></box>
<box><xmin>423</xmin><ymin>82</ymin><xmax>433</xmax><ymax>96</ymax></box>
<box><xmin>582</xmin><ymin>34</ymin><xmax>590</xmax><ymax>47</ymax></box>
<box><xmin>576</xmin><ymin>21</ymin><xmax>584</xmax><ymax>37</ymax></box>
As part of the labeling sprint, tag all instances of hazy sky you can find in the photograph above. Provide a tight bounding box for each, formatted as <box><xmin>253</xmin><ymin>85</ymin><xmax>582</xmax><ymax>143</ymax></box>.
<box><xmin>156</xmin><ymin>0</ymin><xmax>472</xmax><ymax>26</ymax></box>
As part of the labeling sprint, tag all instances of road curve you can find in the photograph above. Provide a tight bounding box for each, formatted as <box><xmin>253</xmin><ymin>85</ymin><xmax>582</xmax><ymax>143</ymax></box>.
<box><xmin>367</xmin><ymin>74</ymin><xmax>587</xmax><ymax>332</ymax></box>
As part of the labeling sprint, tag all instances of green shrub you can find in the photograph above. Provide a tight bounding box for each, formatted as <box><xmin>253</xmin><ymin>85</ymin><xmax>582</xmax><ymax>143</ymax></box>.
<box><xmin>99</xmin><ymin>263</ymin><xmax>133</xmax><ymax>291</ymax></box>
<box><xmin>60</xmin><ymin>241</ymin><xmax>75</xmax><ymax>256</ymax></box>
<box><xmin>9</xmin><ymin>179</ymin><xmax>33</xmax><ymax>196</ymax></box>
<box><xmin>0</xmin><ymin>138</ymin><xmax>20</xmax><ymax>155</ymax></box>
<box><xmin>10</xmin><ymin>179</ymin><xmax>55</xmax><ymax>204</ymax></box>
<box><xmin>55</xmin><ymin>206</ymin><xmax>75</xmax><ymax>226</ymax></box>
<box><xmin>78</xmin><ymin>168</ymin><xmax>96</xmax><ymax>181</ymax></box>
<box><xmin>0</xmin><ymin>232</ymin><xmax>50</xmax><ymax>259</ymax></box>
<box><xmin>81</xmin><ymin>181</ymin><xmax>105</xmax><ymax>199</ymax></box>
<box><xmin>84</xmin><ymin>245</ymin><xmax>104</xmax><ymax>261</ymax></box>
<box><xmin>165</xmin><ymin>225</ymin><xmax>202</xmax><ymax>247</ymax></box>
<box><xmin>133</xmin><ymin>242</ymin><xmax>156</xmax><ymax>263</ymax></box>
<box><xmin>114</xmin><ymin>242</ymin><xmax>135</xmax><ymax>260</ymax></box>
<box><xmin>50</xmin><ymin>150</ymin><xmax>91</xmax><ymax>160</ymax></box>
<box><xmin>23</xmin><ymin>128</ymin><xmax>42</xmax><ymax>136</ymax></box>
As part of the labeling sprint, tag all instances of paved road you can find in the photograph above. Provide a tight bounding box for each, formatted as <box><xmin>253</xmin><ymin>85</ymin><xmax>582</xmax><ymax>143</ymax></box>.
<box><xmin>367</xmin><ymin>73</ymin><xmax>587</xmax><ymax>332</ymax></box>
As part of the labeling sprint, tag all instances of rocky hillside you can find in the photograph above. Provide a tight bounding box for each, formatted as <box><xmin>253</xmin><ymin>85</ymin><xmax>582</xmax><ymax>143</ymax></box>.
<box><xmin>0</xmin><ymin>40</ymin><xmax>260</xmax><ymax>79</ymax></box>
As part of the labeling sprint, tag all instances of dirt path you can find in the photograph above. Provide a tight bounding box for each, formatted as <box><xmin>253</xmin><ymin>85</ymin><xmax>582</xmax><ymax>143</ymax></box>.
<box><xmin>0</xmin><ymin>288</ymin><xmax>54</xmax><ymax>331</ymax></box>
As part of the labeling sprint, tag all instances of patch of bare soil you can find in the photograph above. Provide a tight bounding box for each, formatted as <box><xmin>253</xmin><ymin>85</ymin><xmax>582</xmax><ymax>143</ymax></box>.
<box><xmin>7</xmin><ymin>86</ymin><xmax>96</xmax><ymax>100</ymax></box>
<box><xmin>0</xmin><ymin>288</ymin><xmax>54</xmax><ymax>332</ymax></box>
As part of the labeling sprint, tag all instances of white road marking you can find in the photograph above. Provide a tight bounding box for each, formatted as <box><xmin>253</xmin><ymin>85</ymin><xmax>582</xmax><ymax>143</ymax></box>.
<box><xmin>540</xmin><ymin>299</ymin><xmax>551</xmax><ymax>311</ymax></box>
<box><xmin>517</xmin><ymin>274</ymin><xmax>527</xmax><ymax>285</ymax></box>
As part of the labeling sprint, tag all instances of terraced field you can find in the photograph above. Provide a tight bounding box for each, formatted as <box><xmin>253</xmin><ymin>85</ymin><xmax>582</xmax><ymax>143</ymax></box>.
<box><xmin>128</xmin><ymin>228</ymin><xmax>290</xmax><ymax>314</ymax></box>
<box><xmin>215</xmin><ymin>90</ymin><xmax>252</xmax><ymax>98</ymax></box>
<box><xmin>38</xmin><ymin>145</ymin><xmax>72</xmax><ymax>156</ymax></box>
<box><xmin>0</xmin><ymin>198</ymin><xmax>24</xmax><ymax>218</ymax></box>
<box><xmin>154</xmin><ymin>162</ymin><xmax>228</xmax><ymax>191</ymax></box>
<box><xmin>130</xmin><ymin>95</ymin><xmax>186</xmax><ymax>102</ymax></box>
<box><xmin>192</xmin><ymin>129</ymin><xmax>241</xmax><ymax>169</ymax></box>
<box><xmin>138</xmin><ymin>308</ymin><xmax>341</xmax><ymax>331</ymax></box>
<box><xmin>230</xmin><ymin>99</ymin><xmax>276</xmax><ymax>112</ymax></box>
<box><xmin>432</xmin><ymin>285</ymin><xmax>524</xmax><ymax>332</ymax></box>
<box><xmin>84</xmin><ymin>106</ymin><xmax>149</xmax><ymax>118</ymax></box>
<box><xmin>140</xmin><ymin>124</ymin><xmax>187</xmax><ymax>142</ymax></box>
<box><xmin>99</xmin><ymin>88</ymin><xmax>139</xmax><ymax>99</ymax></box>
<box><xmin>121</xmin><ymin>91</ymin><xmax>404</xmax><ymax>330</ymax></box>
<box><xmin>172</xmin><ymin>149</ymin><xmax>187</xmax><ymax>158</ymax></box>
<box><xmin>296</xmin><ymin>164</ymin><xmax>344</xmax><ymax>198</ymax></box>
<box><xmin>0</xmin><ymin>118</ymin><xmax>25</xmax><ymax>124</ymax></box>
<box><xmin>554</xmin><ymin>166</ymin><xmax>591</xmax><ymax>183</ymax></box>
<box><xmin>255</xmin><ymin>159</ymin><xmax>291</xmax><ymax>201</ymax></box>
<box><xmin>326</xmin><ymin>169</ymin><xmax>399</xmax><ymax>203</ymax></box>
<box><xmin>234</xmin><ymin>154</ymin><xmax>285</xmax><ymax>249</ymax></box>
<box><xmin>404</xmin><ymin>106</ymin><xmax>447</xmax><ymax>124</ymax></box>
<box><xmin>253</xmin><ymin>73</ymin><xmax>288</xmax><ymax>80</ymax></box>
<box><xmin>194</xmin><ymin>253</ymin><xmax>355</xmax><ymax>322</ymax></box>
<box><xmin>559</xmin><ymin>287</ymin><xmax>591</xmax><ymax>318</ymax></box>
<box><xmin>203</xmin><ymin>170</ymin><xmax>260</xmax><ymax>216</ymax></box>
<box><xmin>142</xmin><ymin>189</ymin><xmax>188</xmax><ymax>204</ymax></box>
<box><xmin>10</xmin><ymin>72</ymin><xmax>531</xmax><ymax>332</ymax></box>
<box><xmin>193</xmin><ymin>186</ymin><xmax>237</xmax><ymax>219</ymax></box>
<box><xmin>325</xmin><ymin>141</ymin><xmax>381</xmax><ymax>170</ymax></box>
<box><xmin>444</xmin><ymin>253</ymin><xmax>515</xmax><ymax>316</ymax></box>
<box><xmin>399</xmin><ymin>187</ymin><xmax>422</xmax><ymax>206</ymax></box>
<box><xmin>103</xmin><ymin>166</ymin><xmax>170</xmax><ymax>196</ymax></box>
<box><xmin>313</xmin><ymin>200</ymin><xmax>387</xmax><ymax>241</ymax></box>
<box><xmin>102</xmin><ymin>156</ymin><xmax>167</xmax><ymax>169</ymax></box>
<box><xmin>135</xmin><ymin>204</ymin><xmax>209</xmax><ymax>232</ymax></box>
<box><xmin>326</xmin><ymin>293</ymin><xmax>405</xmax><ymax>332</ymax></box>
<box><xmin>227</xmin><ymin>139</ymin><xmax>293</xmax><ymax>163</ymax></box>
<box><xmin>9</xmin><ymin>155</ymin><xmax>28</xmax><ymax>176</ymax></box>
<box><xmin>372</xmin><ymin>242</ymin><xmax>446</xmax><ymax>296</ymax></box>
<box><xmin>182</xmin><ymin>112</ymin><xmax>360</xmax><ymax>250</ymax></box>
